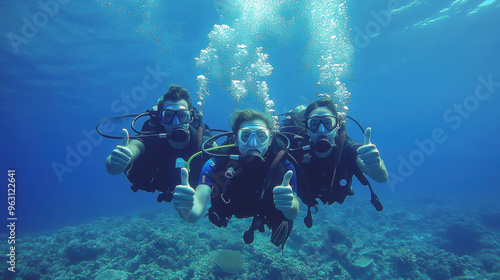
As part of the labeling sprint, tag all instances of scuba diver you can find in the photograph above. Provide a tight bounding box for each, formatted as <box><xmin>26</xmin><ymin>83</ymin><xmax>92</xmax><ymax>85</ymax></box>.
<box><xmin>288</xmin><ymin>98</ymin><xmax>388</xmax><ymax>228</ymax></box>
<box><xmin>173</xmin><ymin>109</ymin><xmax>299</xmax><ymax>249</ymax></box>
<box><xmin>104</xmin><ymin>85</ymin><xmax>212</xmax><ymax>203</ymax></box>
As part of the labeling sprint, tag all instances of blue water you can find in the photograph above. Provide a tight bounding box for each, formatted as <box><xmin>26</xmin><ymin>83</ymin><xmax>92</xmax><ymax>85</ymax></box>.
<box><xmin>1</xmin><ymin>0</ymin><xmax>499</xmax><ymax>243</ymax></box>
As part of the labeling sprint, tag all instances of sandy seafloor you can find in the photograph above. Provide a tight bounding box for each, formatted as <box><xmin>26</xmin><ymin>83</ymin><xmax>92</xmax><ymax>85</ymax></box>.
<box><xmin>1</xmin><ymin>193</ymin><xmax>499</xmax><ymax>280</ymax></box>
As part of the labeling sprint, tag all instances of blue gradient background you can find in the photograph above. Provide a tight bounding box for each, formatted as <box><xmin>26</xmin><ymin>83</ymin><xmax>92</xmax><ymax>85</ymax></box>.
<box><xmin>0</xmin><ymin>0</ymin><xmax>499</xmax><ymax>235</ymax></box>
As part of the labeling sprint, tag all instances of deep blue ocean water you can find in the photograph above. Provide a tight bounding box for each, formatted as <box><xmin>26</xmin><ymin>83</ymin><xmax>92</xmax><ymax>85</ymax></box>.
<box><xmin>1</xmin><ymin>0</ymin><xmax>499</xmax><ymax>251</ymax></box>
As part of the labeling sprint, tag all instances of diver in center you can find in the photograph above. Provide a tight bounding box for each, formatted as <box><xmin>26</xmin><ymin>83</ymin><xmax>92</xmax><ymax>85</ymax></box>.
<box><xmin>173</xmin><ymin>109</ymin><xmax>299</xmax><ymax>248</ymax></box>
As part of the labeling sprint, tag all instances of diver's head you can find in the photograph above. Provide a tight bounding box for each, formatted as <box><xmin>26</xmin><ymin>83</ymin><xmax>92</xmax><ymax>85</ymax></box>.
<box><xmin>230</xmin><ymin>109</ymin><xmax>273</xmax><ymax>159</ymax></box>
<box><xmin>157</xmin><ymin>85</ymin><xmax>193</xmax><ymax>148</ymax></box>
<box><xmin>305</xmin><ymin>98</ymin><xmax>339</xmax><ymax>157</ymax></box>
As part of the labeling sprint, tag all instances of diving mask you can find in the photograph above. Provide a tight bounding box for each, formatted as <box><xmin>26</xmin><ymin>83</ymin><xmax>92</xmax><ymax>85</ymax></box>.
<box><xmin>306</xmin><ymin>115</ymin><xmax>337</xmax><ymax>132</ymax></box>
<box><xmin>161</xmin><ymin>108</ymin><xmax>192</xmax><ymax>124</ymax></box>
<box><xmin>237</xmin><ymin>126</ymin><xmax>271</xmax><ymax>158</ymax></box>
<box><xmin>161</xmin><ymin>104</ymin><xmax>191</xmax><ymax>137</ymax></box>
<box><xmin>238</xmin><ymin>127</ymin><xmax>271</xmax><ymax>146</ymax></box>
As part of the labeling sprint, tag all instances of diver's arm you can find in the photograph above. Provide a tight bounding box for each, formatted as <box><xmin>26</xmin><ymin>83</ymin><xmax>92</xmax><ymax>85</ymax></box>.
<box><xmin>105</xmin><ymin>129</ymin><xmax>145</xmax><ymax>175</ymax></box>
<box><xmin>128</xmin><ymin>139</ymin><xmax>145</xmax><ymax>161</ymax></box>
<box><xmin>173</xmin><ymin>168</ymin><xmax>211</xmax><ymax>223</ymax></box>
<box><xmin>356</xmin><ymin>157</ymin><xmax>388</xmax><ymax>183</ymax></box>
<box><xmin>356</xmin><ymin>127</ymin><xmax>388</xmax><ymax>183</ymax></box>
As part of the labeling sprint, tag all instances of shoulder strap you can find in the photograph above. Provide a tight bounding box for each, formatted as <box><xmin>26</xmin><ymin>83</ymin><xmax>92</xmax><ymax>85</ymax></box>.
<box><xmin>243</xmin><ymin>149</ymin><xmax>287</xmax><ymax>246</ymax></box>
<box><xmin>326</xmin><ymin>128</ymin><xmax>347</xmax><ymax>195</ymax></box>
<box><xmin>333</xmin><ymin>129</ymin><xmax>347</xmax><ymax>175</ymax></box>
<box><xmin>257</xmin><ymin>149</ymin><xmax>287</xmax><ymax>210</ymax></box>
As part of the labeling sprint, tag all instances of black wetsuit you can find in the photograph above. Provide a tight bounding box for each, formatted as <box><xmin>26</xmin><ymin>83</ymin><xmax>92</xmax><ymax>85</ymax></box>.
<box><xmin>198</xmin><ymin>142</ymin><xmax>297</xmax><ymax>247</ymax></box>
<box><xmin>126</xmin><ymin>124</ymin><xmax>208</xmax><ymax>203</ymax></box>
<box><xmin>293</xmin><ymin>134</ymin><xmax>364</xmax><ymax>207</ymax></box>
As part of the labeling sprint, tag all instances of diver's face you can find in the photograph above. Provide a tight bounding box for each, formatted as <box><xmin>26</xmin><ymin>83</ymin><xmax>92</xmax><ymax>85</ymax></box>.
<box><xmin>236</xmin><ymin>119</ymin><xmax>272</xmax><ymax>158</ymax></box>
<box><xmin>160</xmin><ymin>100</ymin><xmax>191</xmax><ymax>134</ymax></box>
<box><xmin>307</xmin><ymin>107</ymin><xmax>337</xmax><ymax>146</ymax></box>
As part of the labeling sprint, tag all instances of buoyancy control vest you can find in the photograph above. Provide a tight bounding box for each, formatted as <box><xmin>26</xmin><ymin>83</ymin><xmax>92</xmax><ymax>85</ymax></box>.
<box><xmin>294</xmin><ymin>128</ymin><xmax>383</xmax><ymax>228</ymax></box>
<box><xmin>125</xmin><ymin>119</ymin><xmax>210</xmax><ymax>203</ymax></box>
<box><xmin>206</xmin><ymin>140</ymin><xmax>293</xmax><ymax>248</ymax></box>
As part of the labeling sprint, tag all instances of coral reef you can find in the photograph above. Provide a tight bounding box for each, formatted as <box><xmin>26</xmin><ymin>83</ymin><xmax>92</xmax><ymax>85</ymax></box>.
<box><xmin>446</xmin><ymin>224</ymin><xmax>482</xmax><ymax>256</ymax></box>
<box><xmin>213</xmin><ymin>249</ymin><xmax>245</xmax><ymax>274</ymax></box>
<box><xmin>481</xmin><ymin>212</ymin><xmax>500</xmax><ymax>230</ymax></box>
<box><xmin>1</xmin><ymin>196</ymin><xmax>499</xmax><ymax>279</ymax></box>
<box><xmin>394</xmin><ymin>246</ymin><xmax>417</xmax><ymax>272</ymax></box>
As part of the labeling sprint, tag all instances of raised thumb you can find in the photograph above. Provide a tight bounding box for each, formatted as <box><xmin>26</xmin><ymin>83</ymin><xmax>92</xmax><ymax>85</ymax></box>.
<box><xmin>363</xmin><ymin>127</ymin><xmax>372</xmax><ymax>145</ymax></box>
<box><xmin>281</xmin><ymin>170</ymin><xmax>293</xmax><ymax>187</ymax></box>
<box><xmin>121</xmin><ymin>128</ymin><xmax>130</xmax><ymax>147</ymax></box>
<box><xmin>180</xmin><ymin>167</ymin><xmax>190</xmax><ymax>186</ymax></box>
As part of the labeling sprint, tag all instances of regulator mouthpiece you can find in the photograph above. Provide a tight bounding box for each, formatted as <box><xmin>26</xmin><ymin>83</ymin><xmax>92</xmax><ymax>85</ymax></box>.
<box><xmin>312</xmin><ymin>138</ymin><xmax>332</xmax><ymax>153</ymax></box>
<box><xmin>169</xmin><ymin>128</ymin><xmax>189</xmax><ymax>142</ymax></box>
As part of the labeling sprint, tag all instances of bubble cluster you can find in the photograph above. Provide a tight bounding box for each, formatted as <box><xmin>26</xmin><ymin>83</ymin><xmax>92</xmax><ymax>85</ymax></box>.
<box><xmin>195</xmin><ymin>24</ymin><xmax>275</xmax><ymax>118</ymax></box>
<box><xmin>306</xmin><ymin>0</ymin><xmax>354</xmax><ymax>118</ymax></box>
<box><xmin>99</xmin><ymin>0</ymin><xmax>356</xmax><ymax>122</ymax></box>
<box><xmin>215</xmin><ymin>0</ymin><xmax>295</xmax><ymax>45</ymax></box>
<box><xmin>196</xmin><ymin>75</ymin><xmax>209</xmax><ymax>114</ymax></box>
<box><xmin>256</xmin><ymin>81</ymin><xmax>279</xmax><ymax>130</ymax></box>
<box><xmin>204</xmin><ymin>0</ymin><xmax>354</xmax><ymax>121</ymax></box>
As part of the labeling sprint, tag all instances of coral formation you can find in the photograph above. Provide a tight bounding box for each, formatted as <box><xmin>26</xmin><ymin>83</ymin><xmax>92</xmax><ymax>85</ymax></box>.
<box><xmin>213</xmin><ymin>249</ymin><xmax>245</xmax><ymax>274</ymax></box>
<box><xmin>394</xmin><ymin>246</ymin><xmax>417</xmax><ymax>272</ymax></box>
<box><xmin>1</xmin><ymin>196</ymin><xmax>499</xmax><ymax>279</ymax></box>
<box><xmin>354</xmin><ymin>256</ymin><xmax>374</xmax><ymax>268</ymax></box>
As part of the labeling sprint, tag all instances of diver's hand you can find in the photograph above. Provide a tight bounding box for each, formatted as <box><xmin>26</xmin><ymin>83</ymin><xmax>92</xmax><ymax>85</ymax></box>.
<box><xmin>173</xmin><ymin>168</ymin><xmax>211</xmax><ymax>223</ymax></box>
<box><xmin>357</xmin><ymin>127</ymin><xmax>381</xmax><ymax>169</ymax></box>
<box><xmin>356</xmin><ymin>127</ymin><xmax>388</xmax><ymax>183</ymax></box>
<box><xmin>173</xmin><ymin>168</ymin><xmax>195</xmax><ymax>212</ymax></box>
<box><xmin>273</xmin><ymin>170</ymin><xmax>294</xmax><ymax>212</ymax></box>
<box><xmin>107</xmin><ymin>129</ymin><xmax>133</xmax><ymax>174</ymax></box>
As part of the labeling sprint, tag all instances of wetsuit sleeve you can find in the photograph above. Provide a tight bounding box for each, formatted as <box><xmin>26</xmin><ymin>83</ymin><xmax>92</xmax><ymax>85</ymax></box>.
<box><xmin>284</xmin><ymin>160</ymin><xmax>297</xmax><ymax>192</ymax></box>
<box><xmin>343</xmin><ymin>136</ymin><xmax>364</xmax><ymax>175</ymax></box>
<box><xmin>134</xmin><ymin>136</ymin><xmax>157</xmax><ymax>154</ymax></box>
<box><xmin>345</xmin><ymin>135</ymin><xmax>362</xmax><ymax>150</ymax></box>
<box><xmin>198</xmin><ymin>158</ymin><xmax>217</xmax><ymax>186</ymax></box>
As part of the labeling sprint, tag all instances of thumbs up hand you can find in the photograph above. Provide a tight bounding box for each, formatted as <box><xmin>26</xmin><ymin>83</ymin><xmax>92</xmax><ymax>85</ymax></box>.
<box><xmin>273</xmin><ymin>170</ymin><xmax>294</xmax><ymax>213</ymax></box>
<box><xmin>173</xmin><ymin>167</ymin><xmax>212</xmax><ymax>223</ymax></box>
<box><xmin>357</xmin><ymin>127</ymin><xmax>381</xmax><ymax>168</ymax></box>
<box><xmin>108</xmin><ymin>128</ymin><xmax>133</xmax><ymax>173</ymax></box>
<box><xmin>173</xmin><ymin>168</ymin><xmax>196</xmax><ymax>212</ymax></box>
